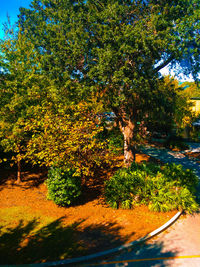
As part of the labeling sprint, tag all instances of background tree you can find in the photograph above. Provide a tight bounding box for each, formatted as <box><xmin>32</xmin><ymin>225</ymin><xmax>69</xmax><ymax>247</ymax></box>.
<box><xmin>146</xmin><ymin>76</ymin><xmax>195</xmax><ymax>138</ymax></box>
<box><xmin>180</xmin><ymin>81</ymin><xmax>200</xmax><ymax>99</ymax></box>
<box><xmin>145</xmin><ymin>76</ymin><xmax>178</xmax><ymax>137</ymax></box>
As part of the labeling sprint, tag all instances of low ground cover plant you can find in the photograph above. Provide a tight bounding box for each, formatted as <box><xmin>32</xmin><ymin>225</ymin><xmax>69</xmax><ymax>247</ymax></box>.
<box><xmin>46</xmin><ymin>167</ymin><xmax>81</xmax><ymax>206</ymax></box>
<box><xmin>105</xmin><ymin>162</ymin><xmax>199</xmax><ymax>213</ymax></box>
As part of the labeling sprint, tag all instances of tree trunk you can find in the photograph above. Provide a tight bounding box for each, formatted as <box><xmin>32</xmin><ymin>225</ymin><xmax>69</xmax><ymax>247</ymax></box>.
<box><xmin>120</xmin><ymin>119</ymin><xmax>135</xmax><ymax>167</ymax></box>
<box><xmin>16</xmin><ymin>158</ymin><xmax>22</xmax><ymax>184</ymax></box>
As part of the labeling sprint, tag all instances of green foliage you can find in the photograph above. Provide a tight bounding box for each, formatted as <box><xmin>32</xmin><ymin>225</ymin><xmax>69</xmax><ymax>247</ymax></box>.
<box><xmin>0</xmin><ymin>28</ymin><xmax>52</xmax><ymax>176</ymax></box>
<box><xmin>108</xmin><ymin>132</ymin><xmax>123</xmax><ymax>155</ymax></box>
<box><xmin>25</xmin><ymin>103</ymin><xmax>111</xmax><ymax>177</ymax></box>
<box><xmin>16</xmin><ymin>0</ymin><xmax>200</xmax><ymax>166</ymax></box>
<box><xmin>46</xmin><ymin>167</ymin><xmax>81</xmax><ymax>206</ymax></box>
<box><xmin>180</xmin><ymin>82</ymin><xmax>200</xmax><ymax>99</ymax></box>
<box><xmin>164</xmin><ymin>136</ymin><xmax>189</xmax><ymax>151</ymax></box>
<box><xmin>105</xmin><ymin>167</ymin><xmax>145</xmax><ymax>209</ymax></box>
<box><xmin>146</xmin><ymin>76</ymin><xmax>179</xmax><ymax>135</ymax></box>
<box><xmin>97</xmin><ymin>126</ymin><xmax>123</xmax><ymax>155</ymax></box>
<box><xmin>0</xmin><ymin>24</ymin><xmax>112</xmax><ymax>177</ymax></box>
<box><xmin>161</xmin><ymin>163</ymin><xmax>199</xmax><ymax>193</ymax></box>
<box><xmin>146</xmin><ymin>76</ymin><xmax>195</xmax><ymax>138</ymax></box>
<box><xmin>105</xmin><ymin>162</ymin><xmax>199</xmax><ymax>213</ymax></box>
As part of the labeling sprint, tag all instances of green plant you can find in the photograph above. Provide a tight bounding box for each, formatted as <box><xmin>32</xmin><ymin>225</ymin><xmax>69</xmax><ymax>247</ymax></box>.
<box><xmin>107</xmin><ymin>128</ymin><xmax>124</xmax><ymax>155</ymax></box>
<box><xmin>105</xmin><ymin>162</ymin><xmax>199</xmax><ymax>213</ymax></box>
<box><xmin>46</xmin><ymin>167</ymin><xmax>81</xmax><ymax>206</ymax></box>
<box><xmin>97</xmin><ymin>126</ymin><xmax>123</xmax><ymax>155</ymax></box>
<box><xmin>105</xmin><ymin>167</ymin><xmax>145</xmax><ymax>209</ymax></box>
<box><xmin>15</xmin><ymin>0</ymin><xmax>200</xmax><ymax>167</ymax></box>
<box><xmin>164</xmin><ymin>136</ymin><xmax>189</xmax><ymax>151</ymax></box>
<box><xmin>161</xmin><ymin>163</ymin><xmax>199</xmax><ymax>193</ymax></box>
<box><xmin>130</xmin><ymin>162</ymin><xmax>161</xmax><ymax>175</ymax></box>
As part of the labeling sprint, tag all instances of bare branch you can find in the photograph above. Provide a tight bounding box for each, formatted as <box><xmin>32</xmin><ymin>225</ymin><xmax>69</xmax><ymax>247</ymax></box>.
<box><xmin>153</xmin><ymin>55</ymin><xmax>174</xmax><ymax>74</ymax></box>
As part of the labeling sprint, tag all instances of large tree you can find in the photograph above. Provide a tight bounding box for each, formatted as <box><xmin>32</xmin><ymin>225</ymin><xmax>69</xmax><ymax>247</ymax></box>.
<box><xmin>7</xmin><ymin>0</ymin><xmax>200</xmax><ymax>166</ymax></box>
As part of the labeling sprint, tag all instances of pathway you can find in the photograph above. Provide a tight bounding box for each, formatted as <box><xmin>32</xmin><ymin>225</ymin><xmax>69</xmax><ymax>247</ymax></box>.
<box><xmin>89</xmin><ymin>144</ymin><xmax>200</xmax><ymax>267</ymax></box>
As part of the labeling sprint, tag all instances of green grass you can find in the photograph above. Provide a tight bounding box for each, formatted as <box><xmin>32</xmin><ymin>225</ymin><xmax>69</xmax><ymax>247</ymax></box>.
<box><xmin>0</xmin><ymin>206</ymin><xmax>86</xmax><ymax>264</ymax></box>
<box><xmin>0</xmin><ymin>206</ymin><xmax>53</xmax><ymax>232</ymax></box>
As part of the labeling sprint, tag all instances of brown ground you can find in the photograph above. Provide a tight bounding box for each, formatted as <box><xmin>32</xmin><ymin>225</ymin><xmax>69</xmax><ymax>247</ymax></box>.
<box><xmin>0</xmin><ymin>153</ymin><xmax>176</xmax><ymax>261</ymax></box>
<box><xmin>185</xmin><ymin>151</ymin><xmax>200</xmax><ymax>163</ymax></box>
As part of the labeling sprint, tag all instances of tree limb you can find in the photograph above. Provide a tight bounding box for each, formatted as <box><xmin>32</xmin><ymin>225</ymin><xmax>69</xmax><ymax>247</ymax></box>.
<box><xmin>153</xmin><ymin>55</ymin><xmax>174</xmax><ymax>74</ymax></box>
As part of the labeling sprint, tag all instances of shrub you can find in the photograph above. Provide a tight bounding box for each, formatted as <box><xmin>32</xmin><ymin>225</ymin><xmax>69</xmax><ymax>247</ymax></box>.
<box><xmin>25</xmin><ymin>103</ymin><xmax>112</xmax><ymax>177</ymax></box>
<box><xmin>46</xmin><ymin>167</ymin><xmax>81</xmax><ymax>206</ymax></box>
<box><xmin>105</xmin><ymin>162</ymin><xmax>199</xmax><ymax>213</ymax></box>
<box><xmin>161</xmin><ymin>163</ymin><xmax>198</xmax><ymax>193</ymax></box>
<box><xmin>130</xmin><ymin>161</ymin><xmax>161</xmax><ymax>175</ymax></box>
<box><xmin>105</xmin><ymin>167</ymin><xmax>145</xmax><ymax>209</ymax></box>
<box><xmin>164</xmin><ymin>136</ymin><xmax>189</xmax><ymax>151</ymax></box>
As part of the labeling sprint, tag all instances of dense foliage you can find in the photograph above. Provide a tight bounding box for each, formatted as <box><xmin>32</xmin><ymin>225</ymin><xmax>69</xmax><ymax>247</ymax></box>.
<box><xmin>14</xmin><ymin>0</ymin><xmax>200</xmax><ymax>166</ymax></box>
<box><xmin>0</xmin><ymin>28</ymin><xmax>111</xmax><ymax>179</ymax></box>
<box><xmin>46</xmin><ymin>167</ymin><xmax>82</xmax><ymax>206</ymax></box>
<box><xmin>105</xmin><ymin>162</ymin><xmax>199</xmax><ymax>213</ymax></box>
<box><xmin>24</xmin><ymin>103</ymin><xmax>111</xmax><ymax>177</ymax></box>
<box><xmin>0</xmin><ymin>0</ymin><xmax>199</xmax><ymax>179</ymax></box>
<box><xmin>146</xmin><ymin>76</ymin><xmax>195</xmax><ymax>137</ymax></box>
<box><xmin>164</xmin><ymin>136</ymin><xmax>189</xmax><ymax>151</ymax></box>
<box><xmin>0</xmin><ymin>33</ymin><xmax>45</xmax><ymax>182</ymax></box>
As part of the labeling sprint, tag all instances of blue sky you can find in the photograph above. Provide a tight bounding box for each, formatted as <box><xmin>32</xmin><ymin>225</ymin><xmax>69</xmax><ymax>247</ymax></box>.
<box><xmin>0</xmin><ymin>0</ymin><xmax>32</xmax><ymax>39</ymax></box>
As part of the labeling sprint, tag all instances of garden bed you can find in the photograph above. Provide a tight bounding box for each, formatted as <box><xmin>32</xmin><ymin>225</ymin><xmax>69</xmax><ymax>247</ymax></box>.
<box><xmin>0</xmin><ymin>153</ymin><xmax>177</xmax><ymax>264</ymax></box>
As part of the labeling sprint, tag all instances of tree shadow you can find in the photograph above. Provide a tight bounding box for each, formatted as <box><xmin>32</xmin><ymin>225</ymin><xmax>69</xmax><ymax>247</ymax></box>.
<box><xmin>0</xmin><ymin>217</ymin><xmax>133</xmax><ymax>265</ymax></box>
<box><xmin>72</xmin><ymin>162</ymin><xmax>123</xmax><ymax>206</ymax></box>
<box><xmin>0</xmin><ymin>168</ymin><xmax>16</xmax><ymax>188</ymax></box>
<box><xmin>89</xmin><ymin>240</ymin><xmax>179</xmax><ymax>267</ymax></box>
<box><xmin>0</xmin><ymin>164</ymin><xmax>47</xmax><ymax>190</ymax></box>
<box><xmin>20</xmin><ymin>168</ymin><xmax>47</xmax><ymax>188</ymax></box>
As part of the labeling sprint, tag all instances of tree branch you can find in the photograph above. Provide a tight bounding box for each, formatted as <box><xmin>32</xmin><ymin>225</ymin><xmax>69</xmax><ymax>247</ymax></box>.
<box><xmin>153</xmin><ymin>55</ymin><xmax>174</xmax><ymax>74</ymax></box>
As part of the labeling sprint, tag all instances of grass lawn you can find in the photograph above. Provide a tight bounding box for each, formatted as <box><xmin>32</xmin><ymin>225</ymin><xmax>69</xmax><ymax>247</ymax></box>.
<box><xmin>0</xmin><ymin>153</ymin><xmax>177</xmax><ymax>264</ymax></box>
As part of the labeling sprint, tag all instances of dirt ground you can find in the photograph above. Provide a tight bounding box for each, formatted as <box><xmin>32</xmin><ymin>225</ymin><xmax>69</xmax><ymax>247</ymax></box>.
<box><xmin>0</xmin><ymin>153</ymin><xmax>177</xmax><ymax>263</ymax></box>
<box><xmin>185</xmin><ymin>151</ymin><xmax>200</xmax><ymax>163</ymax></box>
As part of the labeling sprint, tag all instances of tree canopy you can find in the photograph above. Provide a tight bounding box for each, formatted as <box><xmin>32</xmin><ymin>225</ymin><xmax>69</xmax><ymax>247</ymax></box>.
<box><xmin>1</xmin><ymin>0</ymin><xmax>200</xmax><ymax>169</ymax></box>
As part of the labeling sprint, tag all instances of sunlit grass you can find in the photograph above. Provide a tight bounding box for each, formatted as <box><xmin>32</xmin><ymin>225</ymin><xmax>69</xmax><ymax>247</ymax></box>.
<box><xmin>0</xmin><ymin>206</ymin><xmax>54</xmax><ymax>233</ymax></box>
<box><xmin>0</xmin><ymin>206</ymin><xmax>85</xmax><ymax>264</ymax></box>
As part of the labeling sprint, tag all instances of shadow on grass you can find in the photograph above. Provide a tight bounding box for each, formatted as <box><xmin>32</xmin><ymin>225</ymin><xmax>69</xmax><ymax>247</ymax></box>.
<box><xmin>0</xmin><ymin>217</ymin><xmax>133</xmax><ymax>265</ymax></box>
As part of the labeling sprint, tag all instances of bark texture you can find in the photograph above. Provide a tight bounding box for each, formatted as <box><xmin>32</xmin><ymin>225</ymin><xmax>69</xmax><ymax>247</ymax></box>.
<box><xmin>119</xmin><ymin>118</ymin><xmax>135</xmax><ymax>167</ymax></box>
<box><xmin>16</xmin><ymin>158</ymin><xmax>22</xmax><ymax>184</ymax></box>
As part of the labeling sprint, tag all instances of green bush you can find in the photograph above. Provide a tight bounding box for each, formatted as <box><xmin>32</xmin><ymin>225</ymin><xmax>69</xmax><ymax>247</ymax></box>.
<box><xmin>105</xmin><ymin>162</ymin><xmax>199</xmax><ymax>213</ymax></box>
<box><xmin>164</xmin><ymin>136</ymin><xmax>189</xmax><ymax>151</ymax></box>
<box><xmin>105</xmin><ymin>167</ymin><xmax>146</xmax><ymax>209</ymax></box>
<box><xmin>46</xmin><ymin>167</ymin><xmax>81</xmax><ymax>206</ymax></box>
<box><xmin>161</xmin><ymin>163</ymin><xmax>198</xmax><ymax>193</ymax></box>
